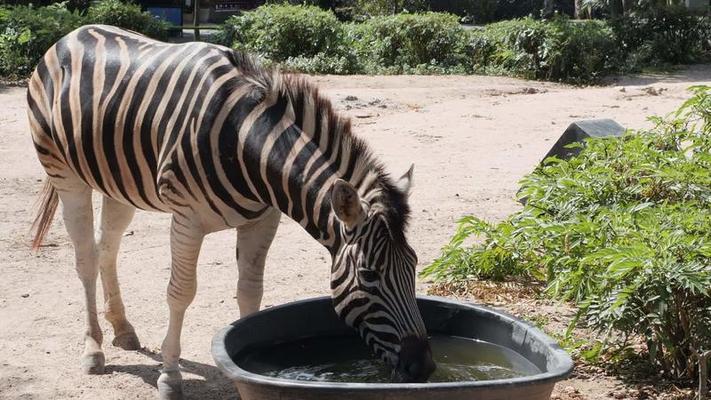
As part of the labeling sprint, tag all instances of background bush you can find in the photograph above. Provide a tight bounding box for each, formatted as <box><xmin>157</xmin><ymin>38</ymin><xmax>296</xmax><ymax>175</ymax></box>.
<box><xmin>219</xmin><ymin>4</ymin><xmax>344</xmax><ymax>60</ymax></box>
<box><xmin>0</xmin><ymin>0</ymin><xmax>170</xmax><ymax>79</ymax></box>
<box><xmin>2</xmin><ymin>1</ymin><xmax>710</xmax><ymax>83</ymax></box>
<box><xmin>472</xmin><ymin>17</ymin><xmax>620</xmax><ymax>83</ymax></box>
<box><xmin>422</xmin><ymin>86</ymin><xmax>711</xmax><ymax>381</ymax></box>
<box><xmin>610</xmin><ymin>6</ymin><xmax>711</xmax><ymax>69</ymax></box>
<box><xmin>86</xmin><ymin>0</ymin><xmax>170</xmax><ymax>41</ymax></box>
<box><xmin>351</xmin><ymin>12</ymin><xmax>471</xmax><ymax>74</ymax></box>
<box><xmin>218</xmin><ymin>4</ymin><xmax>359</xmax><ymax>73</ymax></box>
<box><xmin>0</xmin><ymin>3</ymin><xmax>84</xmax><ymax>78</ymax></box>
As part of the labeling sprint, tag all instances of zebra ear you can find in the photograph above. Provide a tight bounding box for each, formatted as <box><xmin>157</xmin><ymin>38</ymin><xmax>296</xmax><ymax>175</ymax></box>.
<box><xmin>395</xmin><ymin>164</ymin><xmax>414</xmax><ymax>195</ymax></box>
<box><xmin>331</xmin><ymin>179</ymin><xmax>365</xmax><ymax>229</ymax></box>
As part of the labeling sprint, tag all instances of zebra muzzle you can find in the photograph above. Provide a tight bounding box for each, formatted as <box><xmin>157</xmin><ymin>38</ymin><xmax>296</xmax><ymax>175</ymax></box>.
<box><xmin>391</xmin><ymin>335</ymin><xmax>436</xmax><ymax>383</ymax></box>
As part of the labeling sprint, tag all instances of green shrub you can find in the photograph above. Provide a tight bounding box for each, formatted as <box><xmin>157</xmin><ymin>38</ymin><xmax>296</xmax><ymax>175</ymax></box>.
<box><xmin>218</xmin><ymin>3</ymin><xmax>360</xmax><ymax>73</ymax></box>
<box><xmin>0</xmin><ymin>3</ymin><xmax>84</xmax><ymax>78</ymax></box>
<box><xmin>220</xmin><ymin>4</ymin><xmax>347</xmax><ymax>61</ymax></box>
<box><xmin>422</xmin><ymin>86</ymin><xmax>711</xmax><ymax>381</ymax></box>
<box><xmin>428</xmin><ymin>0</ymin><xmax>499</xmax><ymax>24</ymax></box>
<box><xmin>610</xmin><ymin>6</ymin><xmax>711</xmax><ymax>68</ymax></box>
<box><xmin>2</xmin><ymin>0</ymin><xmax>90</xmax><ymax>11</ymax></box>
<box><xmin>472</xmin><ymin>17</ymin><xmax>619</xmax><ymax>83</ymax></box>
<box><xmin>351</xmin><ymin>12</ymin><xmax>472</xmax><ymax>74</ymax></box>
<box><xmin>281</xmin><ymin>52</ymin><xmax>359</xmax><ymax>74</ymax></box>
<box><xmin>0</xmin><ymin>0</ymin><xmax>171</xmax><ymax>79</ymax></box>
<box><xmin>87</xmin><ymin>0</ymin><xmax>170</xmax><ymax>41</ymax></box>
<box><xmin>353</xmin><ymin>0</ymin><xmax>428</xmax><ymax>16</ymax></box>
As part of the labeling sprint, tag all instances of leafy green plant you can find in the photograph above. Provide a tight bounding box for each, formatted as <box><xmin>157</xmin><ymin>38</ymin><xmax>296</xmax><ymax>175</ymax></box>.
<box><xmin>0</xmin><ymin>0</ymin><xmax>171</xmax><ymax>79</ymax></box>
<box><xmin>86</xmin><ymin>0</ymin><xmax>170</xmax><ymax>40</ymax></box>
<box><xmin>217</xmin><ymin>4</ymin><xmax>360</xmax><ymax>73</ymax></box>
<box><xmin>422</xmin><ymin>86</ymin><xmax>711</xmax><ymax>381</ymax></box>
<box><xmin>428</xmin><ymin>0</ymin><xmax>499</xmax><ymax>24</ymax></box>
<box><xmin>471</xmin><ymin>16</ymin><xmax>619</xmax><ymax>83</ymax></box>
<box><xmin>0</xmin><ymin>2</ymin><xmax>84</xmax><ymax>78</ymax></box>
<box><xmin>353</xmin><ymin>0</ymin><xmax>429</xmax><ymax>16</ymax></box>
<box><xmin>351</xmin><ymin>12</ymin><xmax>472</xmax><ymax>74</ymax></box>
<box><xmin>610</xmin><ymin>6</ymin><xmax>711</xmax><ymax>69</ymax></box>
<box><xmin>219</xmin><ymin>4</ymin><xmax>347</xmax><ymax>61</ymax></box>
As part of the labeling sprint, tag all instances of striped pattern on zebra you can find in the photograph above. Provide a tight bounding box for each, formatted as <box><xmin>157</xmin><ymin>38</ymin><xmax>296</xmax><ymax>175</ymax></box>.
<box><xmin>28</xmin><ymin>25</ymin><xmax>435</xmax><ymax>398</ymax></box>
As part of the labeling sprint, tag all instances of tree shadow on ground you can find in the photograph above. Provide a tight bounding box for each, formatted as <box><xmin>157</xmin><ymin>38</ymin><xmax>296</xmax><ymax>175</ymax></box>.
<box><xmin>105</xmin><ymin>348</ymin><xmax>239</xmax><ymax>400</ymax></box>
<box><xmin>606</xmin><ymin>64</ymin><xmax>711</xmax><ymax>87</ymax></box>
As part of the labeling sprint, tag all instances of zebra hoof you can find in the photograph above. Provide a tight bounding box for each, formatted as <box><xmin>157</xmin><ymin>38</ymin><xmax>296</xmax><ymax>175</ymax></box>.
<box><xmin>158</xmin><ymin>370</ymin><xmax>184</xmax><ymax>400</ymax></box>
<box><xmin>81</xmin><ymin>351</ymin><xmax>105</xmax><ymax>375</ymax></box>
<box><xmin>112</xmin><ymin>331</ymin><xmax>141</xmax><ymax>351</ymax></box>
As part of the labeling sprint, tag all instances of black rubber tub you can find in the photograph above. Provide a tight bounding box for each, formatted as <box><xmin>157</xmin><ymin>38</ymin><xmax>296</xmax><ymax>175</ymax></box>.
<box><xmin>212</xmin><ymin>296</ymin><xmax>573</xmax><ymax>400</ymax></box>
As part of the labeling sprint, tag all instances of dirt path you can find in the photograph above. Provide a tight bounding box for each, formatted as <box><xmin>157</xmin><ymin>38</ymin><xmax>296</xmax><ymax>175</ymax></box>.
<box><xmin>1</xmin><ymin>66</ymin><xmax>709</xmax><ymax>400</ymax></box>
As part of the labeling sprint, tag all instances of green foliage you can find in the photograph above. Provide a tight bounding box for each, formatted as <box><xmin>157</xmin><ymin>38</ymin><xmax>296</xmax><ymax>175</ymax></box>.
<box><xmin>220</xmin><ymin>4</ymin><xmax>347</xmax><ymax>61</ymax></box>
<box><xmin>353</xmin><ymin>0</ymin><xmax>428</xmax><ymax>16</ymax></box>
<box><xmin>428</xmin><ymin>0</ymin><xmax>499</xmax><ymax>24</ymax></box>
<box><xmin>610</xmin><ymin>6</ymin><xmax>711</xmax><ymax>68</ymax></box>
<box><xmin>351</xmin><ymin>12</ymin><xmax>471</xmax><ymax>74</ymax></box>
<box><xmin>0</xmin><ymin>0</ymin><xmax>169</xmax><ymax>79</ymax></box>
<box><xmin>422</xmin><ymin>86</ymin><xmax>711</xmax><ymax>380</ymax></box>
<box><xmin>86</xmin><ymin>0</ymin><xmax>170</xmax><ymax>41</ymax></box>
<box><xmin>0</xmin><ymin>2</ymin><xmax>84</xmax><ymax>78</ymax></box>
<box><xmin>218</xmin><ymin>4</ymin><xmax>359</xmax><ymax>73</ymax></box>
<box><xmin>471</xmin><ymin>17</ymin><xmax>620</xmax><ymax>83</ymax></box>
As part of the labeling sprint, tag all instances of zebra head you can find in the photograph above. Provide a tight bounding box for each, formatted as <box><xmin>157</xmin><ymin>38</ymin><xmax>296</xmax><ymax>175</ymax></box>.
<box><xmin>329</xmin><ymin>166</ymin><xmax>435</xmax><ymax>383</ymax></box>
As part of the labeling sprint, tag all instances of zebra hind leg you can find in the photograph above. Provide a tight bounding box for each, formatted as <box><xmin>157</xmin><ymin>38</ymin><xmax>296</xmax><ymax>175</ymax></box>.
<box><xmin>236</xmin><ymin>208</ymin><xmax>281</xmax><ymax>316</ymax></box>
<box><xmin>97</xmin><ymin>196</ymin><xmax>141</xmax><ymax>350</ymax></box>
<box><xmin>58</xmin><ymin>186</ymin><xmax>105</xmax><ymax>374</ymax></box>
<box><xmin>158</xmin><ymin>214</ymin><xmax>204</xmax><ymax>400</ymax></box>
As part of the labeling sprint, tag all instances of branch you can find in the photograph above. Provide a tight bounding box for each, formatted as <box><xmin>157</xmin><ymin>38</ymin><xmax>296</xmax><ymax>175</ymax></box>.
<box><xmin>693</xmin><ymin>349</ymin><xmax>711</xmax><ymax>400</ymax></box>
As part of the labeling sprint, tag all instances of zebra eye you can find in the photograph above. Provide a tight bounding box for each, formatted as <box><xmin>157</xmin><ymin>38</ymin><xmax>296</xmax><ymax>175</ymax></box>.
<box><xmin>358</xmin><ymin>268</ymin><xmax>380</xmax><ymax>282</ymax></box>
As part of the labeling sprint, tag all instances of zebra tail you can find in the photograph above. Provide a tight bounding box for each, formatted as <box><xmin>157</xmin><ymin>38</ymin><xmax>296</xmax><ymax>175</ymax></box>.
<box><xmin>31</xmin><ymin>180</ymin><xmax>58</xmax><ymax>251</ymax></box>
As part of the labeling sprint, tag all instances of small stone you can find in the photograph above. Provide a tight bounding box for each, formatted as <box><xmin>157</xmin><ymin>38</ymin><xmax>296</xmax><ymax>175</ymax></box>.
<box><xmin>344</xmin><ymin>95</ymin><xmax>358</xmax><ymax>101</ymax></box>
<box><xmin>21</xmin><ymin>293</ymin><xmax>29</xmax><ymax>298</ymax></box>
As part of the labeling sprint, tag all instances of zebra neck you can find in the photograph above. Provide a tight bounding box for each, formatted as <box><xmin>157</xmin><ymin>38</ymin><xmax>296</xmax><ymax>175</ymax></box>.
<box><xmin>275</xmin><ymin>133</ymin><xmax>382</xmax><ymax>257</ymax></box>
<box><xmin>261</xmin><ymin>74</ymin><xmax>383</xmax><ymax>256</ymax></box>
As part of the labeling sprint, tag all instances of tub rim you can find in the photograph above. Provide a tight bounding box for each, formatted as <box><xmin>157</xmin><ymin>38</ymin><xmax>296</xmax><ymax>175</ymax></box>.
<box><xmin>211</xmin><ymin>295</ymin><xmax>574</xmax><ymax>391</ymax></box>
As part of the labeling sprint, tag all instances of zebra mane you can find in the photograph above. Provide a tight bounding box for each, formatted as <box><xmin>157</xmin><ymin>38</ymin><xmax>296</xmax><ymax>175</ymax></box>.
<box><xmin>224</xmin><ymin>49</ymin><xmax>411</xmax><ymax>242</ymax></box>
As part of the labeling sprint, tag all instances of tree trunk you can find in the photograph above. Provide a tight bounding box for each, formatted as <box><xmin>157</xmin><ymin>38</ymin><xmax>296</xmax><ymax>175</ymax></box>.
<box><xmin>193</xmin><ymin>0</ymin><xmax>201</xmax><ymax>42</ymax></box>
<box><xmin>574</xmin><ymin>0</ymin><xmax>583</xmax><ymax>18</ymax></box>
<box><xmin>699</xmin><ymin>351</ymin><xmax>710</xmax><ymax>400</ymax></box>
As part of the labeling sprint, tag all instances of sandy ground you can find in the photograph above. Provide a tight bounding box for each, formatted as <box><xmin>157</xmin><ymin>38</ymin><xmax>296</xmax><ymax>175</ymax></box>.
<box><xmin>2</xmin><ymin>66</ymin><xmax>710</xmax><ymax>400</ymax></box>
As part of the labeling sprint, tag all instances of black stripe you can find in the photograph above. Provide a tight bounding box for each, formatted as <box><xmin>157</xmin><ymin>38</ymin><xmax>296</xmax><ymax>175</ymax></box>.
<box><xmin>242</xmin><ymin>94</ymin><xmax>289</xmax><ymax>204</ymax></box>
<box><xmin>77</xmin><ymin>29</ymin><xmax>107</xmax><ymax>194</ymax></box>
<box><xmin>55</xmin><ymin>40</ymin><xmax>87</xmax><ymax>183</ymax></box>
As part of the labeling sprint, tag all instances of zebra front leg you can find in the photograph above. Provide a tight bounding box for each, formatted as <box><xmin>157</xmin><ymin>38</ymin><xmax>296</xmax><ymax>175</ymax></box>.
<box><xmin>58</xmin><ymin>187</ymin><xmax>104</xmax><ymax>374</ymax></box>
<box><xmin>157</xmin><ymin>215</ymin><xmax>204</xmax><ymax>400</ymax></box>
<box><xmin>236</xmin><ymin>208</ymin><xmax>281</xmax><ymax>316</ymax></box>
<box><xmin>97</xmin><ymin>196</ymin><xmax>140</xmax><ymax>350</ymax></box>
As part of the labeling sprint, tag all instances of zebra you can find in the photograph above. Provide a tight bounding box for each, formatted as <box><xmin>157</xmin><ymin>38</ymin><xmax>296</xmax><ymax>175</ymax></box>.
<box><xmin>28</xmin><ymin>25</ymin><xmax>435</xmax><ymax>398</ymax></box>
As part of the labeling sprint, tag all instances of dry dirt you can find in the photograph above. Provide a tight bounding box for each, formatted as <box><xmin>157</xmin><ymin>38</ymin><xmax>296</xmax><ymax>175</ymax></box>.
<box><xmin>2</xmin><ymin>66</ymin><xmax>710</xmax><ymax>400</ymax></box>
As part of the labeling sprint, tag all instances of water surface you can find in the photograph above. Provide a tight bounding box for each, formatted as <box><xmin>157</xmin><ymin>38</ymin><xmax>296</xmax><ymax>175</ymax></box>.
<box><xmin>237</xmin><ymin>334</ymin><xmax>540</xmax><ymax>383</ymax></box>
